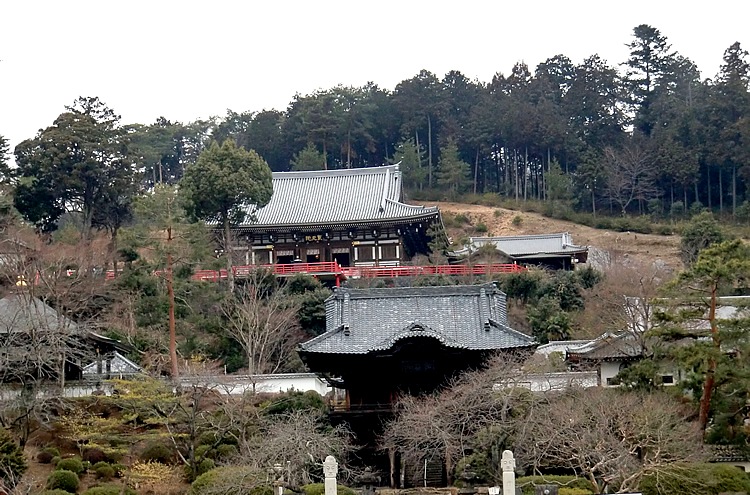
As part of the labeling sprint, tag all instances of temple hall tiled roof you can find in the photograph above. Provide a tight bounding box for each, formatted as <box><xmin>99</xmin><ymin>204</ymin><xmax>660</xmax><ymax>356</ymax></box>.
<box><xmin>299</xmin><ymin>284</ymin><xmax>536</xmax><ymax>355</ymax></box>
<box><xmin>239</xmin><ymin>164</ymin><xmax>439</xmax><ymax>229</ymax></box>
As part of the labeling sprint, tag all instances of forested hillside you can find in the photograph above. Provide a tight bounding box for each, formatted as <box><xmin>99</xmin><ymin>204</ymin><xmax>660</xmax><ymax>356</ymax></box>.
<box><xmin>3</xmin><ymin>25</ymin><xmax>748</xmax><ymax>222</ymax></box>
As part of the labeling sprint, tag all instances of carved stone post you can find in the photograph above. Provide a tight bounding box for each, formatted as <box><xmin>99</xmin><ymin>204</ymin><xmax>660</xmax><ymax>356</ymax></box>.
<box><xmin>501</xmin><ymin>450</ymin><xmax>516</xmax><ymax>495</ymax></box>
<box><xmin>323</xmin><ymin>455</ymin><xmax>339</xmax><ymax>495</ymax></box>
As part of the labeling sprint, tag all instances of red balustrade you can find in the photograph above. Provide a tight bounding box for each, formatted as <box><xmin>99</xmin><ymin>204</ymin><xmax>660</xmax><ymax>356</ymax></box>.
<box><xmin>110</xmin><ymin>262</ymin><xmax>525</xmax><ymax>283</ymax></box>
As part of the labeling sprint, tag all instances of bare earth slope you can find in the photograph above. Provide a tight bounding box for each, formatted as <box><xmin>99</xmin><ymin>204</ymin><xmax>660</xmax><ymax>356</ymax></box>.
<box><xmin>428</xmin><ymin>202</ymin><xmax>683</xmax><ymax>272</ymax></box>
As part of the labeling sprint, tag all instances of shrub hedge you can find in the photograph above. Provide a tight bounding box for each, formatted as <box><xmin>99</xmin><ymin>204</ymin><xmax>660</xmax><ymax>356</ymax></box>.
<box><xmin>46</xmin><ymin>469</ymin><xmax>80</xmax><ymax>493</ymax></box>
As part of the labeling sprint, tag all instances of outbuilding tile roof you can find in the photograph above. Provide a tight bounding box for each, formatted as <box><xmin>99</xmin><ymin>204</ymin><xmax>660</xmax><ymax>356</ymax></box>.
<box><xmin>240</xmin><ymin>164</ymin><xmax>439</xmax><ymax>228</ymax></box>
<box><xmin>470</xmin><ymin>233</ymin><xmax>588</xmax><ymax>257</ymax></box>
<box><xmin>566</xmin><ymin>332</ymin><xmax>644</xmax><ymax>361</ymax></box>
<box><xmin>299</xmin><ymin>284</ymin><xmax>536</xmax><ymax>355</ymax></box>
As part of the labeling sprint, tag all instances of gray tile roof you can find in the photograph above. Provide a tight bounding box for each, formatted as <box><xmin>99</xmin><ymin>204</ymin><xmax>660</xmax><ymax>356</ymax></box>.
<box><xmin>453</xmin><ymin>233</ymin><xmax>588</xmax><ymax>259</ymax></box>
<box><xmin>477</xmin><ymin>232</ymin><xmax>587</xmax><ymax>256</ymax></box>
<box><xmin>0</xmin><ymin>293</ymin><xmax>80</xmax><ymax>335</ymax></box>
<box><xmin>239</xmin><ymin>164</ymin><xmax>439</xmax><ymax>228</ymax></box>
<box><xmin>535</xmin><ymin>340</ymin><xmax>594</xmax><ymax>357</ymax></box>
<box><xmin>566</xmin><ymin>332</ymin><xmax>645</xmax><ymax>360</ymax></box>
<box><xmin>299</xmin><ymin>283</ymin><xmax>536</xmax><ymax>355</ymax></box>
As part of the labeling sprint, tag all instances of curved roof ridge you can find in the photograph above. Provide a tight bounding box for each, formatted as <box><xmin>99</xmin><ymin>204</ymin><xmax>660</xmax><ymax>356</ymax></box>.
<box><xmin>272</xmin><ymin>164</ymin><xmax>399</xmax><ymax>179</ymax></box>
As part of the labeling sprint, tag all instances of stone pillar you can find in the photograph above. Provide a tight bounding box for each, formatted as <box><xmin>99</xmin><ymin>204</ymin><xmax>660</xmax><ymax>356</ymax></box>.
<box><xmin>501</xmin><ymin>450</ymin><xmax>516</xmax><ymax>495</ymax></box>
<box><xmin>323</xmin><ymin>455</ymin><xmax>339</xmax><ymax>495</ymax></box>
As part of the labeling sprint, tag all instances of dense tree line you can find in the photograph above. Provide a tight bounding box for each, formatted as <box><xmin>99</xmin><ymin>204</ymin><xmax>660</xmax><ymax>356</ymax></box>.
<box><xmin>3</xmin><ymin>24</ymin><xmax>746</xmax><ymax>221</ymax></box>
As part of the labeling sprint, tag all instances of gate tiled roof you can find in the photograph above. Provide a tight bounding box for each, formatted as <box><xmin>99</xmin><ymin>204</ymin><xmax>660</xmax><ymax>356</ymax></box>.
<box><xmin>300</xmin><ymin>284</ymin><xmax>535</xmax><ymax>355</ymax></box>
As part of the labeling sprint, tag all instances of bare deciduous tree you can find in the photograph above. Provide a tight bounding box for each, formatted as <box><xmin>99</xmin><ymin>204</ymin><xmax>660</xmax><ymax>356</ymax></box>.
<box><xmin>517</xmin><ymin>388</ymin><xmax>705</xmax><ymax>494</ymax></box>
<box><xmin>223</xmin><ymin>273</ymin><xmax>304</xmax><ymax>382</ymax></box>
<box><xmin>602</xmin><ymin>144</ymin><xmax>659</xmax><ymax>215</ymax></box>
<box><xmin>237</xmin><ymin>408</ymin><xmax>353</xmax><ymax>487</ymax></box>
<box><xmin>380</xmin><ymin>354</ymin><xmax>535</xmax><ymax>486</ymax></box>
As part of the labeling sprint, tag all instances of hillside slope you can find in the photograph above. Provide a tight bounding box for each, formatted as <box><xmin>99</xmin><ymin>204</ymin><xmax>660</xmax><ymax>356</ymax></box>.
<box><xmin>428</xmin><ymin>202</ymin><xmax>683</xmax><ymax>272</ymax></box>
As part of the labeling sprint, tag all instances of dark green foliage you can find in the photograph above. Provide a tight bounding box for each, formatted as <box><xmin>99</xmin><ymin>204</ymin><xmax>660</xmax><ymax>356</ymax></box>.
<box><xmin>573</xmin><ymin>266</ymin><xmax>603</xmax><ymax>290</ymax></box>
<box><xmin>40</xmin><ymin>490</ymin><xmax>74</xmax><ymax>495</ymax></box>
<box><xmin>639</xmin><ymin>463</ymin><xmax>750</xmax><ymax>495</ymax></box>
<box><xmin>527</xmin><ymin>295</ymin><xmax>572</xmax><ymax>343</ymax></box>
<box><xmin>94</xmin><ymin>464</ymin><xmax>115</xmax><ymax>480</ymax></box>
<box><xmin>516</xmin><ymin>476</ymin><xmax>595</xmax><ymax>495</ymax></box>
<box><xmin>499</xmin><ymin>271</ymin><xmax>543</xmax><ymax>303</ymax></box>
<box><xmin>55</xmin><ymin>457</ymin><xmax>85</xmax><ymax>475</ymax></box>
<box><xmin>301</xmin><ymin>484</ymin><xmax>357</xmax><ymax>495</ymax></box>
<box><xmin>46</xmin><ymin>469</ymin><xmax>80</xmax><ymax>493</ymax></box>
<box><xmin>0</xmin><ymin>428</ymin><xmax>27</xmax><ymax>488</ymax></box>
<box><xmin>196</xmin><ymin>458</ymin><xmax>215</xmax><ymax>476</ymax></box>
<box><xmin>680</xmin><ymin>211</ymin><xmax>725</xmax><ymax>265</ymax></box>
<box><xmin>82</xmin><ymin>485</ymin><xmax>137</xmax><ymax>495</ymax></box>
<box><xmin>139</xmin><ymin>442</ymin><xmax>175</xmax><ymax>464</ymax></box>
<box><xmin>264</xmin><ymin>390</ymin><xmax>326</xmax><ymax>415</ymax></box>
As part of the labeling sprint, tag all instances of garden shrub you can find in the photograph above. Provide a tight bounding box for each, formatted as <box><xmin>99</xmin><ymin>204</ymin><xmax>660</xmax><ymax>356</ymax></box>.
<box><xmin>215</xmin><ymin>443</ymin><xmax>238</xmax><ymax>460</ymax></box>
<box><xmin>41</xmin><ymin>490</ymin><xmax>73</xmax><ymax>495</ymax></box>
<box><xmin>302</xmin><ymin>483</ymin><xmax>357</xmax><ymax>495</ymax></box>
<box><xmin>51</xmin><ymin>456</ymin><xmax>62</xmax><ymax>466</ymax></box>
<box><xmin>190</xmin><ymin>466</ymin><xmax>268</xmax><ymax>495</ymax></box>
<box><xmin>196</xmin><ymin>458</ymin><xmax>215</xmax><ymax>476</ymax></box>
<box><xmin>639</xmin><ymin>463</ymin><xmax>750</xmax><ymax>495</ymax></box>
<box><xmin>111</xmin><ymin>463</ymin><xmax>126</xmax><ymax>477</ymax></box>
<box><xmin>92</xmin><ymin>461</ymin><xmax>110</xmax><ymax>471</ymax></box>
<box><xmin>46</xmin><ymin>469</ymin><xmax>80</xmax><ymax>493</ymax></box>
<box><xmin>140</xmin><ymin>442</ymin><xmax>175</xmax><ymax>464</ymax></box>
<box><xmin>56</xmin><ymin>457</ymin><xmax>85</xmax><ymax>475</ymax></box>
<box><xmin>38</xmin><ymin>447</ymin><xmax>62</xmax><ymax>464</ymax></box>
<box><xmin>516</xmin><ymin>475</ymin><xmax>595</xmax><ymax>495</ymax></box>
<box><xmin>475</xmin><ymin>222</ymin><xmax>488</xmax><ymax>233</ymax></box>
<box><xmin>559</xmin><ymin>489</ymin><xmax>593</xmax><ymax>495</ymax></box>
<box><xmin>0</xmin><ymin>427</ymin><xmax>27</xmax><ymax>489</ymax></box>
<box><xmin>512</xmin><ymin>214</ymin><xmax>522</xmax><ymax>226</ymax></box>
<box><xmin>95</xmin><ymin>464</ymin><xmax>115</xmax><ymax>480</ymax></box>
<box><xmin>82</xmin><ymin>485</ymin><xmax>137</xmax><ymax>495</ymax></box>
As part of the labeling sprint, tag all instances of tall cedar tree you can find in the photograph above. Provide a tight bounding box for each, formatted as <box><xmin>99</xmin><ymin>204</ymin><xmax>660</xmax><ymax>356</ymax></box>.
<box><xmin>180</xmin><ymin>140</ymin><xmax>273</xmax><ymax>292</ymax></box>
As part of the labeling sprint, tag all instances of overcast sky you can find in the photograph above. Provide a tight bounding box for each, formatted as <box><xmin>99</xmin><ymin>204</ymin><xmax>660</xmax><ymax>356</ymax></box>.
<box><xmin>1</xmin><ymin>0</ymin><xmax>747</xmax><ymax>152</ymax></box>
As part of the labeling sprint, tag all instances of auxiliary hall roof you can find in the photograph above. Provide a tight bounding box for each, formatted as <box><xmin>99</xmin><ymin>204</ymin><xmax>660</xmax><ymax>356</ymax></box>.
<box><xmin>239</xmin><ymin>164</ymin><xmax>439</xmax><ymax>229</ymax></box>
<box><xmin>298</xmin><ymin>284</ymin><xmax>536</xmax><ymax>355</ymax></box>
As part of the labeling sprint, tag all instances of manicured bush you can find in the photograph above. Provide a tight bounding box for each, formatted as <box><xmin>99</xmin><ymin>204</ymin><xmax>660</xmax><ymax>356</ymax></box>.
<box><xmin>639</xmin><ymin>463</ymin><xmax>750</xmax><ymax>495</ymax></box>
<box><xmin>95</xmin><ymin>464</ymin><xmax>115</xmax><ymax>481</ymax></box>
<box><xmin>215</xmin><ymin>443</ymin><xmax>238</xmax><ymax>460</ymax></box>
<box><xmin>559</xmin><ymin>489</ymin><xmax>593</xmax><ymax>495</ymax></box>
<box><xmin>82</xmin><ymin>485</ymin><xmax>137</xmax><ymax>495</ymax></box>
<box><xmin>40</xmin><ymin>490</ymin><xmax>73</xmax><ymax>495</ymax></box>
<box><xmin>56</xmin><ymin>457</ymin><xmax>85</xmax><ymax>475</ymax></box>
<box><xmin>139</xmin><ymin>442</ymin><xmax>175</xmax><ymax>464</ymax></box>
<box><xmin>0</xmin><ymin>427</ymin><xmax>27</xmax><ymax>489</ymax></box>
<box><xmin>92</xmin><ymin>461</ymin><xmax>110</xmax><ymax>470</ymax></box>
<box><xmin>38</xmin><ymin>446</ymin><xmax>62</xmax><ymax>464</ymax></box>
<box><xmin>51</xmin><ymin>455</ymin><xmax>62</xmax><ymax>466</ymax></box>
<box><xmin>302</xmin><ymin>483</ymin><xmax>357</xmax><ymax>495</ymax></box>
<box><xmin>516</xmin><ymin>476</ymin><xmax>595</xmax><ymax>495</ymax></box>
<box><xmin>46</xmin><ymin>469</ymin><xmax>80</xmax><ymax>493</ymax></box>
<box><xmin>111</xmin><ymin>463</ymin><xmax>127</xmax><ymax>477</ymax></box>
<box><xmin>197</xmin><ymin>458</ymin><xmax>215</xmax><ymax>476</ymax></box>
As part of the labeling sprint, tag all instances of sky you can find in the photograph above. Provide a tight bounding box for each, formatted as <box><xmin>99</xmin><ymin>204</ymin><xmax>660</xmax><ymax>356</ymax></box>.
<box><xmin>1</xmin><ymin>0</ymin><xmax>748</xmax><ymax>154</ymax></box>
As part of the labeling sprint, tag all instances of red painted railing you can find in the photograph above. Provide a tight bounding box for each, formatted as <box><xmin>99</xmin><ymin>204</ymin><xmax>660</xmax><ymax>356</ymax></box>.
<box><xmin>343</xmin><ymin>263</ymin><xmax>525</xmax><ymax>278</ymax></box>
<box><xmin>109</xmin><ymin>262</ymin><xmax>526</xmax><ymax>282</ymax></box>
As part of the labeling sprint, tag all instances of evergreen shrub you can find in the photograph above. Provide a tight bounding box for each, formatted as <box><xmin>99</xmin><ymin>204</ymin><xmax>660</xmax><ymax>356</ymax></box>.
<box><xmin>46</xmin><ymin>469</ymin><xmax>80</xmax><ymax>493</ymax></box>
<box><xmin>56</xmin><ymin>457</ymin><xmax>85</xmax><ymax>475</ymax></box>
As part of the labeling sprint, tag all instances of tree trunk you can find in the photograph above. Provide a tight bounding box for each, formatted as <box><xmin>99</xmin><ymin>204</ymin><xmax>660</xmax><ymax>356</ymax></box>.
<box><xmin>346</xmin><ymin>129</ymin><xmax>352</xmax><ymax>168</ymax></box>
<box><xmin>427</xmin><ymin>115</ymin><xmax>433</xmax><ymax>188</ymax></box>
<box><xmin>707</xmin><ymin>164</ymin><xmax>712</xmax><ymax>209</ymax></box>
<box><xmin>473</xmin><ymin>146</ymin><xmax>479</xmax><ymax>194</ymax></box>
<box><xmin>699</xmin><ymin>282</ymin><xmax>719</xmax><ymax>431</ymax></box>
<box><xmin>732</xmin><ymin>165</ymin><xmax>737</xmax><ymax>219</ymax></box>
<box><xmin>719</xmin><ymin>167</ymin><xmax>723</xmax><ymax>214</ymax></box>
<box><xmin>224</xmin><ymin>217</ymin><xmax>235</xmax><ymax>293</ymax></box>
<box><xmin>167</xmin><ymin>224</ymin><xmax>179</xmax><ymax>379</ymax></box>
<box><xmin>415</xmin><ymin>131</ymin><xmax>423</xmax><ymax>190</ymax></box>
